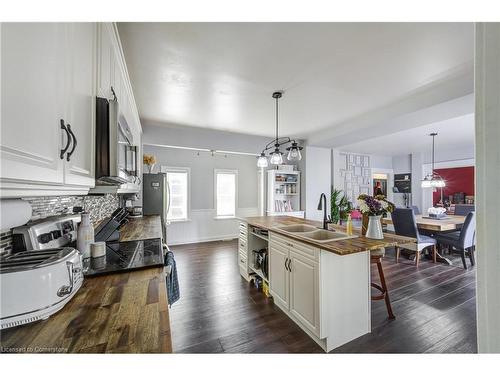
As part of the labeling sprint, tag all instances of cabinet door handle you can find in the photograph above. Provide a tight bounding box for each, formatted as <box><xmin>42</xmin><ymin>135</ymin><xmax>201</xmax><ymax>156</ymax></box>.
<box><xmin>284</xmin><ymin>257</ymin><xmax>289</xmax><ymax>271</ymax></box>
<box><xmin>288</xmin><ymin>259</ymin><xmax>292</xmax><ymax>272</ymax></box>
<box><xmin>66</xmin><ymin>124</ymin><xmax>77</xmax><ymax>161</ymax></box>
<box><xmin>60</xmin><ymin>119</ymin><xmax>71</xmax><ymax>159</ymax></box>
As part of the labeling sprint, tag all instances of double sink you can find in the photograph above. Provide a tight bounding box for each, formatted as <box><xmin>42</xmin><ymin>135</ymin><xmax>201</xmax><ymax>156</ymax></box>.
<box><xmin>276</xmin><ymin>224</ymin><xmax>357</xmax><ymax>244</ymax></box>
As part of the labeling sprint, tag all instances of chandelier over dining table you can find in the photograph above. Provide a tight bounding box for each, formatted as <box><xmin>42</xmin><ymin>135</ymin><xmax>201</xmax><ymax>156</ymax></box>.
<box><xmin>256</xmin><ymin>91</ymin><xmax>303</xmax><ymax>168</ymax></box>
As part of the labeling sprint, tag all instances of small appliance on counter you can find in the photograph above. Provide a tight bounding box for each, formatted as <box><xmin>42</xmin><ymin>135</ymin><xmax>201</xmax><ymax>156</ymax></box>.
<box><xmin>0</xmin><ymin>247</ymin><xmax>83</xmax><ymax>329</ymax></box>
<box><xmin>11</xmin><ymin>213</ymin><xmax>81</xmax><ymax>252</ymax></box>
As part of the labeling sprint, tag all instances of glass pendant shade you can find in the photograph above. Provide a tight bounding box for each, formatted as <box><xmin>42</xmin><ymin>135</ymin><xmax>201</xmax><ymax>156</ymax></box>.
<box><xmin>270</xmin><ymin>149</ymin><xmax>283</xmax><ymax>165</ymax></box>
<box><xmin>257</xmin><ymin>153</ymin><xmax>268</xmax><ymax>168</ymax></box>
<box><xmin>421</xmin><ymin>133</ymin><xmax>445</xmax><ymax>189</ymax></box>
<box><xmin>421</xmin><ymin>174</ymin><xmax>445</xmax><ymax>188</ymax></box>
<box><xmin>287</xmin><ymin>145</ymin><xmax>302</xmax><ymax>161</ymax></box>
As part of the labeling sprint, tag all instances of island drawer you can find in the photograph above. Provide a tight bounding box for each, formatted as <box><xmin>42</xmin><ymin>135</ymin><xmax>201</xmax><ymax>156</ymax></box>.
<box><xmin>270</xmin><ymin>233</ymin><xmax>319</xmax><ymax>262</ymax></box>
<box><xmin>239</xmin><ymin>222</ymin><xmax>248</xmax><ymax>235</ymax></box>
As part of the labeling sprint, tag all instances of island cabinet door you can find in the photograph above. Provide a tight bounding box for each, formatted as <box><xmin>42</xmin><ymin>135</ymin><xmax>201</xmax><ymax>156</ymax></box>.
<box><xmin>269</xmin><ymin>243</ymin><xmax>290</xmax><ymax>309</ymax></box>
<box><xmin>289</xmin><ymin>250</ymin><xmax>320</xmax><ymax>337</ymax></box>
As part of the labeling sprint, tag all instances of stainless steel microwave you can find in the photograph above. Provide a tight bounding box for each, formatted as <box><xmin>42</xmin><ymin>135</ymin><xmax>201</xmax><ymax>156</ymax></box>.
<box><xmin>95</xmin><ymin>97</ymin><xmax>138</xmax><ymax>185</ymax></box>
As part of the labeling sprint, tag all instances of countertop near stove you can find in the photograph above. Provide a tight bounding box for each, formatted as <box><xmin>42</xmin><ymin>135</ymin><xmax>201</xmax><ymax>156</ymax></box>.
<box><xmin>119</xmin><ymin>215</ymin><xmax>162</xmax><ymax>242</ymax></box>
<box><xmin>0</xmin><ymin>266</ymin><xmax>172</xmax><ymax>353</ymax></box>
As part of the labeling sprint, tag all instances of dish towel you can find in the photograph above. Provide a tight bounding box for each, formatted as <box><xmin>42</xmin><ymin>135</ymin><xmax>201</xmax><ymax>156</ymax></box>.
<box><xmin>164</xmin><ymin>251</ymin><xmax>180</xmax><ymax>306</ymax></box>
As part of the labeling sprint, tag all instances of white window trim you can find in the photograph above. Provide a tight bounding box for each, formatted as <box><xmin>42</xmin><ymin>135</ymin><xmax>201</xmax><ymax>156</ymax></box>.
<box><xmin>214</xmin><ymin>169</ymin><xmax>238</xmax><ymax>219</ymax></box>
<box><xmin>161</xmin><ymin>166</ymin><xmax>191</xmax><ymax>222</ymax></box>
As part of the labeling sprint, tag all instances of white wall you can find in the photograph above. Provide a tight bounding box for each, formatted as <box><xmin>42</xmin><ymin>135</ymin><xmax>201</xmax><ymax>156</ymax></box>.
<box><xmin>475</xmin><ymin>23</ymin><xmax>500</xmax><ymax>353</ymax></box>
<box><xmin>392</xmin><ymin>154</ymin><xmax>411</xmax><ymax>174</ymax></box>
<box><xmin>142</xmin><ymin>123</ymin><xmax>266</xmax><ymax>245</ymax></box>
<box><xmin>305</xmin><ymin>146</ymin><xmax>331</xmax><ymax>221</ymax></box>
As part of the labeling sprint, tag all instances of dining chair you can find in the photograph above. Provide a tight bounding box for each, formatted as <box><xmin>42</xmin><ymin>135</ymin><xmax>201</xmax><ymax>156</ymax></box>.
<box><xmin>435</xmin><ymin>212</ymin><xmax>476</xmax><ymax>269</ymax></box>
<box><xmin>391</xmin><ymin>208</ymin><xmax>437</xmax><ymax>267</ymax></box>
<box><xmin>411</xmin><ymin>205</ymin><xmax>421</xmax><ymax>215</ymax></box>
<box><xmin>454</xmin><ymin>204</ymin><xmax>475</xmax><ymax>216</ymax></box>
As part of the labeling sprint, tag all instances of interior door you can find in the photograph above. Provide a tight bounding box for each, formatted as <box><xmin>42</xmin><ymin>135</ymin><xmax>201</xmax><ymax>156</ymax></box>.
<box><xmin>64</xmin><ymin>22</ymin><xmax>96</xmax><ymax>187</ymax></box>
<box><xmin>1</xmin><ymin>23</ymin><xmax>67</xmax><ymax>186</ymax></box>
<box><xmin>289</xmin><ymin>250</ymin><xmax>320</xmax><ymax>336</ymax></box>
<box><xmin>269</xmin><ymin>242</ymin><xmax>290</xmax><ymax>309</ymax></box>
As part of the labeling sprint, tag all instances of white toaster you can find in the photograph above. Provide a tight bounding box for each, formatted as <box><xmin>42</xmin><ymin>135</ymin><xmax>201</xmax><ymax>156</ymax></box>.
<box><xmin>0</xmin><ymin>247</ymin><xmax>83</xmax><ymax>330</ymax></box>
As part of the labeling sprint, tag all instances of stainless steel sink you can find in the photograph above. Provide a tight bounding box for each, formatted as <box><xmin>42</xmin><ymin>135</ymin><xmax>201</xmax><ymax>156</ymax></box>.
<box><xmin>297</xmin><ymin>229</ymin><xmax>356</xmax><ymax>243</ymax></box>
<box><xmin>278</xmin><ymin>224</ymin><xmax>318</xmax><ymax>233</ymax></box>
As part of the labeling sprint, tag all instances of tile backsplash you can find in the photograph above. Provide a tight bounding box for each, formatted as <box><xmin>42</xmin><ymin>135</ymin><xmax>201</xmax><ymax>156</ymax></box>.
<box><xmin>0</xmin><ymin>194</ymin><xmax>119</xmax><ymax>255</ymax></box>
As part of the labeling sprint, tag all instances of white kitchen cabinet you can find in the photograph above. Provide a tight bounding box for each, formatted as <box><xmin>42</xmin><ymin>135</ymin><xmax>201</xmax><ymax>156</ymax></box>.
<box><xmin>63</xmin><ymin>23</ymin><xmax>96</xmax><ymax>188</ymax></box>
<box><xmin>97</xmin><ymin>23</ymin><xmax>114</xmax><ymax>100</ymax></box>
<box><xmin>1</xmin><ymin>22</ymin><xmax>142</xmax><ymax>197</ymax></box>
<box><xmin>289</xmin><ymin>249</ymin><xmax>320</xmax><ymax>336</ymax></box>
<box><xmin>269</xmin><ymin>243</ymin><xmax>290</xmax><ymax>309</ymax></box>
<box><xmin>1</xmin><ymin>23</ymin><xmax>67</xmax><ymax>187</ymax></box>
<box><xmin>1</xmin><ymin>23</ymin><xmax>96</xmax><ymax>197</ymax></box>
<box><xmin>269</xmin><ymin>236</ymin><xmax>319</xmax><ymax>334</ymax></box>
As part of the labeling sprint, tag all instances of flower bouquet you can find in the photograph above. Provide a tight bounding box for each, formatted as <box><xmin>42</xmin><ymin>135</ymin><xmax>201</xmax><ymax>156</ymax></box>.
<box><xmin>357</xmin><ymin>194</ymin><xmax>395</xmax><ymax>239</ymax></box>
<box><xmin>143</xmin><ymin>154</ymin><xmax>157</xmax><ymax>173</ymax></box>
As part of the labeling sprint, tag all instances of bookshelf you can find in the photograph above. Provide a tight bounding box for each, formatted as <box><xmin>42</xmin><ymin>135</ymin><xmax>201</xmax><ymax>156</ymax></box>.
<box><xmin>266</xmin><ymin>169</ymin><xmax>304</xmax><ymax>218</ymax></box>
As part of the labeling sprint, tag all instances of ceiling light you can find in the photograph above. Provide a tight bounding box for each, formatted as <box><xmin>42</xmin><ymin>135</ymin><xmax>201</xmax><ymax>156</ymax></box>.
<box><xmin>270</xmin><ymin>149</ymin><xmax>284</xmax><ymax>165</ymax></box>
<box><xmin>286</xmin><ymin>141</ymin><xmax>303</xmax><ymax>161</ymax></box>
<box><xmin>256</xmin><ymin>91</ymin><xmax>302</xmax><ymax>167</ymax></box>
<box><xmin>421</xmin><ymin>132</ymin><xmax>446</xmax><ymax>189</ymax></box>
<box><xmin>257</xmin><ymin>152</ymin><xmax>269</xmax><ymax>168</ymax></box>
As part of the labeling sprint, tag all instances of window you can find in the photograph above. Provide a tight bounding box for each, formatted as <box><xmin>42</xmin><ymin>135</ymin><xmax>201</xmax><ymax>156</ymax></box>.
<box><xmin>162</xmin><ymin>167</ymin><xmax>190</xmax><ymax>221</ymax></box>
<box><xmin>215</xmin><ymin>169</ymin><xmax>237</xmax><ymax>218</ymax></box>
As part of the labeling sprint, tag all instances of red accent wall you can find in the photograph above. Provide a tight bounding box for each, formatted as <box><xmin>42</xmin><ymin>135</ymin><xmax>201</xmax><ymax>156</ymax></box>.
<box><xmin>433</xmin><ymin>166</ymin><xmax>475</xmax><ymax>205</ymax></box>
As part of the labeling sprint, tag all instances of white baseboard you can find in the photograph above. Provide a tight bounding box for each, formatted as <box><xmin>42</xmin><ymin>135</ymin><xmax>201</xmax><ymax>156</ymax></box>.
<box><xmin>167</xmin><ymin>234</ymin><xmax>238</xmax><ymax>246</ymax></box>
<box><xmin>166</xmin><ymin>207</ymin><xmax>257</xmax><ymax>246</ymax></box>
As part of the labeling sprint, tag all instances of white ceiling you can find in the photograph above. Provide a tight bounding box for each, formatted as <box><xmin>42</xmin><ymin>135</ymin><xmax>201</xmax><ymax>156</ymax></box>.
<box><xmin>118</xmin><ymin>22</ymin><xmax>474</xmax><ymax>140</ymax></box>
<box><xmin>339</xmin><ymin>113</ymin><xmax>475</xmax><ymax>157</ymax></box>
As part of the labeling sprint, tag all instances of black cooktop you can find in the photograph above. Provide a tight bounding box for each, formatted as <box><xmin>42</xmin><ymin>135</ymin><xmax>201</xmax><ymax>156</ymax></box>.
<box><xmin>83</xmin><ymin>238</ymin><xmax>163</xmax><ymax>276</ymax></box>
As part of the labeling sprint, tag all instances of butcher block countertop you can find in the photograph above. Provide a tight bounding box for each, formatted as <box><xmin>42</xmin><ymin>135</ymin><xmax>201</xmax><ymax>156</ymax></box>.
<box><xmin>0</xmin><ymin>215</ymin><xmax>171</xmax><ymax>354</ymax></box>
<box><xmin>243</xmin><ymin>216</ymin><xmax>415</xmax><ymax>256</ymax></box>
<box><xmin>119</xmin><ymin>215</ymin><xmax>163</xmax><ymax>242</ymax></box>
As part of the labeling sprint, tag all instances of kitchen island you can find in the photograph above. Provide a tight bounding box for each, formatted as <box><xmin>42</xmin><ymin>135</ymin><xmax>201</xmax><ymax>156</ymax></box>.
<box><xmin>0</xmin><ymin>215</ymin><xmax>172</xmax><ymax>353</ymax></box>
<box><xmin>239</xmin><ymin>216</ymin><xmax>415</xmax><ymax>352</ymax></box>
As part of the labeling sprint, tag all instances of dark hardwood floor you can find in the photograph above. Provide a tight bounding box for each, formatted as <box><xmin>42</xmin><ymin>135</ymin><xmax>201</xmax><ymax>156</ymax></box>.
<box><xmin>169</xmin><ymin>239</ymin><xmax>477</xmax><ymax>353</ymax></box>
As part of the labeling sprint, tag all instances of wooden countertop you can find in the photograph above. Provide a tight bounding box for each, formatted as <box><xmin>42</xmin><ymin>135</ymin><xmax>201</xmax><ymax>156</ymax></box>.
<box><xmin>0</xmin><ymin>267</ymin><xmax>172</xmax><ymax>353</ymax></box>
<box><xmin>119</xmin><ymin>215</ymin><xmax>162</xmax><ymax>242</ymax></box>
<box><xmin>244</xmin><ymin>216</ymin><xmax>415</xmax><ymax>256</ymax></box>
<box><xmin>1</xmin><ymin>214</ymin><xmax>171</xmax><ymax>353</ymax></box>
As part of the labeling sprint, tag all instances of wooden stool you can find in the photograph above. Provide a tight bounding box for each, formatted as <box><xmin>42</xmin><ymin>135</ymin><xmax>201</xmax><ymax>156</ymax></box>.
<box><xmin>371</xmin><ymin>248</ymin><xmax>395</xmax><ymax>320</ymax></box>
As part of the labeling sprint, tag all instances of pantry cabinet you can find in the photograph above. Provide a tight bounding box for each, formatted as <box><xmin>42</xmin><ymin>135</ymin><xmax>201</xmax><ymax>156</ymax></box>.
<box><xmin>0</xmin><ymin>22</ymin><xmax>142</xmax><ymax>197</ymax></box>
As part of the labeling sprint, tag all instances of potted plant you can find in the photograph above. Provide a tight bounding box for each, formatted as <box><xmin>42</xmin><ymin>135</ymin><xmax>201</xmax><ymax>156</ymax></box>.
<box><xmin>357</xmin><ymin>194</ymin><xmax>395</xmax><ymax>239</ymax></box>
<box><xmin>330</xmin><ymin>188</ymin><xmax>353</xmax><ymax>224</ymax></box>
<box><xmin>143</xmin><ymin>154</ymin><xmax>157</xmax><ymax>173</ymax></box>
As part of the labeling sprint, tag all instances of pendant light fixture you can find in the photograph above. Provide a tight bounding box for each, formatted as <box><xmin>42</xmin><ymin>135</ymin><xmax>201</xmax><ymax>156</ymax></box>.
<box><xmin>256</xmin><ymin>91</ymin><xmax>303</xmax><ymax>168</ymax></box>
<box><xmin>421</xmin><ymin>132</ymin><xmax>446</xmax><ymax>188</ymax></box>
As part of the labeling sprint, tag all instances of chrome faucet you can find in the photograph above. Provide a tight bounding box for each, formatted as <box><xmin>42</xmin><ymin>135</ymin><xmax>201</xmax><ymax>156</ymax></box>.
<box><xmin>317</xmin><ymin>193</ymin><xmax>332</xmax><ymax>230</ymax></box>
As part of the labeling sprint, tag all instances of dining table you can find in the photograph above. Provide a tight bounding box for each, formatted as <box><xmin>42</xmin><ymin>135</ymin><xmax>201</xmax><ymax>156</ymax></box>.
<box><xmin>382</xmin><ymin>214</ymin><xmax>467</xmax><ymax>265</ymax></box>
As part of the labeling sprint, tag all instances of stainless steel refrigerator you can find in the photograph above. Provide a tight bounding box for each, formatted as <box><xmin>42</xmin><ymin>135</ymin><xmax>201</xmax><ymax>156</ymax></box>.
<box><xmin>143</xmin><ymin>173</ymin><xmax>170</xmax><ymax>241</ymax></box>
